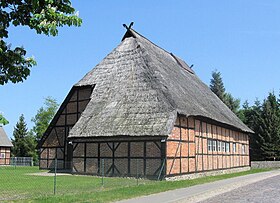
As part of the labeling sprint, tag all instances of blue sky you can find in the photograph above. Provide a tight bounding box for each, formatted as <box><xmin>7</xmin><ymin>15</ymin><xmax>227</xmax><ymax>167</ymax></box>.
<box><xmin>1</xmin><ymin>0</ymin><xmax>280</xmax><ymax>138</ymax></box>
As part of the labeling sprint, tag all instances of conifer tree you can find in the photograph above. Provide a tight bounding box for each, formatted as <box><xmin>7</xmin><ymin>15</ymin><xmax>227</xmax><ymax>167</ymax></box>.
<box><xmin>258</xmin><ymin>93</ymin><xmax>280</xmax><ymax>160</ymax></box>
<box><xmin>243</xmin><ymin>93</ymin><xmax>280</xmax><ymax>161</ymax></box>
<box><xmin>12</xmin><ymin>114</ymin><xmax>36</xmax><ymax>160</ymax></box>
<box><xmin>210</xmin><ymin>70</ymin><xmax>240</xmax><ymax>115</ymax></box>
<box><xmin>241</xmin><ymin>99</ymin><xmax>263</xmax><ymax>160</ymax></box>
<box><xmin>224</xmin><ymin>93</ymin><xmax>240</xmax><ymax>115</ymax></box>
<box><xmin>210</xmin><ymin>70</ymin><xmax>225</xmax><ymax>101</ymax></box>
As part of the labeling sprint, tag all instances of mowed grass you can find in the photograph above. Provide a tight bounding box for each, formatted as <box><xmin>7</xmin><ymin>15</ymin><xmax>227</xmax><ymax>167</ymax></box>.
<box><xmin>0</xmin><ymin>166</ymin><xmax>272</xmax><ymax>203</ymax></box>
<box><xmin>0</xmin><ymin>166</ymin><xmax>150</xmax><ymax>201</ymax></box>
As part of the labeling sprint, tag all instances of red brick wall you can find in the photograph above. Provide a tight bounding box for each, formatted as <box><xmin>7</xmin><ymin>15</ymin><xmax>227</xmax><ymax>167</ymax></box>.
<box><xmin>166</xmin><ymin>116</ymin><xmax>195</xmax><ymax>175</ymax></box>
<box><xmin>0</xmin><ymin>147</ymin><xmax>11</xmax><ymax>165</ymax></box>
<box><xmin>166</xmin><ymin>116</ymin><xmax>250</xmax><ymax>176</ymax></box>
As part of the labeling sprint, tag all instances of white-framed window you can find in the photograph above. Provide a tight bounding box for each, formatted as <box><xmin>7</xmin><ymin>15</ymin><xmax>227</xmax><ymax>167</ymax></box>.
<box><xmin>217</xmin><ymin>141</ymin><xmax>222</xmax><ymax>152</ymax></box>
<box><xmin>242</xmin><ymin>144</ymin><xmax>246</xmax><ymax>154</ymax></box>
<box><xmin>0</xmin><ymin>153</ymin><xmax>5</xmax><ymax>159</ymax></box>
<box><xmin>208</xmin><ymin>139</ymin><xmax>213</xmax><ymax>151</ymax></box>
<box><xmin>212</xmin><ymin>140</ymin><xmax>217</xmax><ymax>151</ymax></box>
<box><xmin>233</xmin><ymin>143</ymin><xmax>236</xmax><ymax>153</ymax></box>
<box><xmin>222</xmin><ymin>142</ymin><xmax>225</xmax><ymax>152</ymax></box>
<box><xmin>225</xmin><ymin>142</ymin><xmax>230</xmax><ymax>152</ymax></box>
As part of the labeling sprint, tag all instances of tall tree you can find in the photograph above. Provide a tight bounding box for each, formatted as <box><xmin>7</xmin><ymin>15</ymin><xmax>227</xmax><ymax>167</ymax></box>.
<box><xmin>0</xmin><ymin>0</ymin><xmax>82</xmax><ymax>85</ymax></box>
<box><xmin>210</xmin><ymin>70</ymin><xmax>225</xmax><ymax>101</ymax></box>
<box><xmin>31</xmin><ymin>96</ymin><xmax>58</xmax><ymax>142</ymax></box>
<box><xmin>258</xmin><ymin>93</ymin><xmax>280</xmax><ymax>160</ymax></box>
<box><xmin>12</xmin><ymin>114</ymin><xmax>36</xmax><ymax>159</ymax></box>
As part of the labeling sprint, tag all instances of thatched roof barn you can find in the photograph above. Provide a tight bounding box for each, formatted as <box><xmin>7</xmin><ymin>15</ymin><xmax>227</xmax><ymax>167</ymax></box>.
<box><xmin>69</xmin><ymin>28</ymin><xmax>252</xmax><ymax>139</ymax></box>
<box><xmin>39</xmin><ymin>25</ymin><xmax>252</xmax><ymax>179</ymax></box>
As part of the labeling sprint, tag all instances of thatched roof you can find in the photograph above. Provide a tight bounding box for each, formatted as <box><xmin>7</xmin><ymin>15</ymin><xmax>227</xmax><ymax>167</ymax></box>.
<box><xmin>0</xmin><ymin>126</ymin><xmax>13</xmax><ymax>147</ymax></box>
<box><xmin>69</xmin><ymin>28</ymin><xmax>253</xmax><ymax>138</ymax></box>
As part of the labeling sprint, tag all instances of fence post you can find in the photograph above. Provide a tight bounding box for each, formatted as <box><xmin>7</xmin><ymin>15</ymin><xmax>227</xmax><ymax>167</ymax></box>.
<box><xmin>101</xmin><ymin>159</ymin><xmax>104</xmax><ymax>187</ymax></box>
<box><xmin>136</xmin><ymin>159</ymin><xmax>139</xmax><ymax>185</ymax></box>
<box><xmin>54</xmin><ymin>158</ymin><xmax>57</xmax><ymax>195</ymax></box>
<box><xmin>14</xmin><ymin>157</ymin><xmax>17</xmax><ymax>169</ymax></box>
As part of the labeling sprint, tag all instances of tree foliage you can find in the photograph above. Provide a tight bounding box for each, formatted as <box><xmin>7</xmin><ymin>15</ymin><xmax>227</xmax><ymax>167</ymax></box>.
<box><xmin>240</xmin><ymin>93</ymin><xmax>280</xmax><ymax>161</ymax></box>
<box><xmin>11</xmin><ymin>114</ymin><xmax>37</xmax><ymax>160</ymax></box>
<box><xmin>224</xmin><ymin>93</ymin><xmax>240</xmax><ymax>115</ymax></box>
<box><xmin>0</xmin><ymin>113</ymin><xmax>9</xmax><ymax>125</ymax></box>
<box><xmin>209</xmin><ymin>70</ymin><xmax>240</xmax><ymax>114</ymax></box>
<box><xmin>0</xmin><ymin>0</ymin><xmax>82</xmax><ymax>85</ymax></box>
<box><xmin>210</xmin><ymin>70</ymin><xmax>225</xmax><ymax>101</ymax></box>
<box><xmin>239</xmin><ymin>100</ymin><xmax>263</xmax><ymax>160</ymax></box>
<box><xmin>258</xmin><ymin>93</ymin><xmax>280</xmax><ymax>160</ymax></box>
<box><xmin>31</xmin><ymin>96</ymin><xmax>58</xmax><ymax>142</ymax></box>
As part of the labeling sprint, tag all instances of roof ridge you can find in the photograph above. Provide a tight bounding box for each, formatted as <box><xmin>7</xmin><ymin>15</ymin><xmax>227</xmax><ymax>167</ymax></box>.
<box><xmin>130</xmin><ymin>29</ymin><xmax>172</xmax><ymax>56</ymax></box>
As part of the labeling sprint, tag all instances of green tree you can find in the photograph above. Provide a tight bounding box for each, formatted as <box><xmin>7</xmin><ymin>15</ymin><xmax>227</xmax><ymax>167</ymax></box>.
<box><xmin>210</xmin><ymin>70</ymin><xmax>225</xmax><ymax>101</ymax></box>
<box><xmin>258</xmin><ymin>93</ymin><xmax>280</xmax><ymax>160</ymax></box>
<box><xmin>12</xmin><ymin>114</ymin><xmax>37</xmax><ymax>161</ymax></box>
<box><xmin>224</xmin><ymin>92</ymin><xmax>240</xmax><ymax>115</ymax></box>
<box><xmin>249</xmin><ymin>99</ymin><xmax>264</xmax><ymax>161</ymax></box>
<box><xmin>239</xmin><ymin>99</ymin><xmax>263</xmax><ymax>160</ymax></box>
<box><xmin>0</xmin><ymin>113</ymin><xmax>9</xmax><ymax>125</ymax></box>
<box><xmin>0</xmin><ymin>0</ymin><xmax>82</xmax><ymax>85</ymax></box>
<box><xmin>242</xmin><ymin>94</ymin><xmax>280</xmax><ymax>161</ymax></box>
<box><xmin>209</xmin><ymin>70</ymin><xmax>240</xmax><ymax>115</ymax></box>
<box><xmin>31</xmin><ymin>96</ymin><xmax>58</xmax><ymax>142</ymax></box>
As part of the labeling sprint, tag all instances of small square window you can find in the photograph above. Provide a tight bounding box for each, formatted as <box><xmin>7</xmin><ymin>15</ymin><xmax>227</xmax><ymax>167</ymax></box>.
<box><xmin>208</xmin><ymin>139</ymin><xmax>212</xmax><ymax>151</ymax></box>
<box><xmin>233</xmin><ymin>143</ymin><xmax>236</xmax><ymax>153</ymax></box>
<box><xmin>225</xmin><ymin>142</ymin><xmax>230</xmax><ymax>152</ymax></box>
<box><xmin>222</xmin><ymin>142</ymin><xmax>225</xmax><ymax>152</ymax></box>
<box><xmin>242</xmin><ymin>144</ymin><xmax>246</xmax><ymax>154</ymax></box>
<box><xmin>212</xmin><ymin>140</ymin><xmax>217</xmax><ymax>151</ymax></box>
<box><xmin>217</xmin><ymin>141</ymin><xmax>221</xmax><ymax>152</ymax></box>
<box><xmin>0</xmin><ymin>153</ymin><xmax>5</xmax><ymax>159</ymax></box>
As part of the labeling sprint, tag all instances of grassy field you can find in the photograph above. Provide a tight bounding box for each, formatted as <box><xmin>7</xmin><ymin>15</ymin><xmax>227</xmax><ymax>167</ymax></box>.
<box><xmin>0</xmin><ymin>166</ymin><xmax>272</xmax><ymax>202</ymax></box>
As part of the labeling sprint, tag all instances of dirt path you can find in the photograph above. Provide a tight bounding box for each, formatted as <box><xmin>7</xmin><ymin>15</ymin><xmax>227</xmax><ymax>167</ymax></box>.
<box><xmin>26</xmin><ymin>171</ymin><xmax>72</xmax><ymax>176</ymax></box>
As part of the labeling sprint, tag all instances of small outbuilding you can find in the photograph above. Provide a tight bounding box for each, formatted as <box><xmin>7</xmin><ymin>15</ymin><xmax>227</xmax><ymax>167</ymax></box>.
<box><xmin>0</xmin><ymin>126</ymin><xmax>13</xmax><ymax>165</ymax></box>
<box><xmin>39</xmin><ymin>25</ymin><xmax>253</xmax><ymax>179</ymax></box>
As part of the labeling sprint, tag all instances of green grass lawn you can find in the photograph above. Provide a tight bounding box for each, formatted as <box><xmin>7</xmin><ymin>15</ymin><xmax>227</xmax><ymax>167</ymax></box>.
<box><xmin>0</xmin><ymin>166</ymin><xmax>150</xmax><ymax>201</ymax></box>
<box><xmin>0</xmin><ymin>166</ymin><xmax>272</xmax><ymax>203</ymax></box>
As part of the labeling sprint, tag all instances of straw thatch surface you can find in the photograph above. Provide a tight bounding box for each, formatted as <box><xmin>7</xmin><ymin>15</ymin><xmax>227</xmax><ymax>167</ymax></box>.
<box><xmin>0</xmin><ymin>126</ymin><xmax>13</xmax><ymax>147</ymax></box>
<box><xmin>69</xmin><ymin>29</ymin><xmax>253</xmax><ymax>138</ymax></box>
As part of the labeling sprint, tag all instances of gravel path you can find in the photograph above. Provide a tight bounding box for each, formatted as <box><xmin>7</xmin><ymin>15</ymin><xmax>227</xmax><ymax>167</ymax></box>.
<box><xmin>199</xmin><ymin>175</ymin><xmax>280</xmax><ymax>203</ymax></box>
<box><xmin>117</xmin><ymin>169</ymin><xmax>280</xmax><ymax>203</ymax></box>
